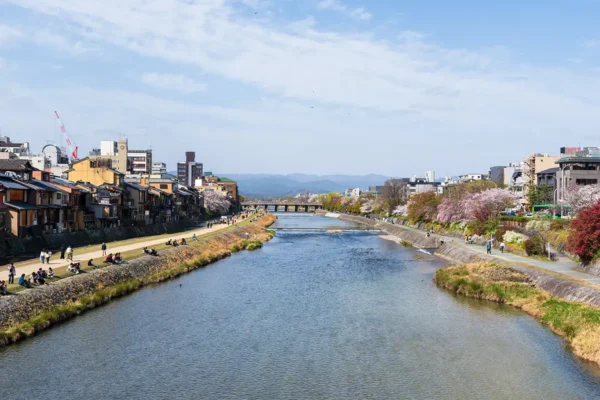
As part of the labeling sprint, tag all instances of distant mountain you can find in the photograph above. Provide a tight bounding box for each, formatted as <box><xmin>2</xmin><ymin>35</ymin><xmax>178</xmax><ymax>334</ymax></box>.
<box><xmin>223</xmin><ymin>174</ymin><xmax>390</xmax><ymax>198</ymax></box>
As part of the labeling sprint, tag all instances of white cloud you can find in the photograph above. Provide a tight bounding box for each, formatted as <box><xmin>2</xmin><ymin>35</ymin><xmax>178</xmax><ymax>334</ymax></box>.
<box><xmin>579</xmin><ymin>39</ymin><xmax>599</xmax><ymax>49</ymax></box>
<box><xmin>317</xmin><ymin>0</ymin><xmax>372</xmax><ymax>20</ymax></box>
<box><xmin>3</xmin><ymin>0</ymin><xmax>600</xmax><ymax>174</ymax></box>
<box><xmin>140</xmin><ymin>73</ymin><xmax>207</xmax><ymax>94</ymax></box>
<box><xmin>0</xmin><ymin>24</ymin><xmax>22</xmax><ymax>47</ymax></box>
<box><xmin>33</xmin><ymin>30</ymin><xmax>96</xmax><ymax>56</ymax></box>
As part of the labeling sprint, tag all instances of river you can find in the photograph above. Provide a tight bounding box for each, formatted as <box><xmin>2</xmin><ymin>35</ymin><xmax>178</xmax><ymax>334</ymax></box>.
<box><xmin>1</xmin><ymin>214</ymin><xmax>600</xmax><ymax>399</ymax></box>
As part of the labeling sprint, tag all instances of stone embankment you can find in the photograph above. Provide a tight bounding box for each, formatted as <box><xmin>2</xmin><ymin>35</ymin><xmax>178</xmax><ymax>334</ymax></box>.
<box><xmin>0</xmin><ymin>215</ymin><xmax>276</xmax><ymax>345</ymax></box>
<box><xmin>326</xmin><ymin>212</ymin><xmax>600</xmax><ymax>309</ymax></box>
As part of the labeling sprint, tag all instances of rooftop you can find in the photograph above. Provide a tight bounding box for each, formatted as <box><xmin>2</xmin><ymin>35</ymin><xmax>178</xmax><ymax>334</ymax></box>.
<box><xmin>0</xmin><ymin>159</ymin><xmax>37</xmax><ymax>171</ymax></box>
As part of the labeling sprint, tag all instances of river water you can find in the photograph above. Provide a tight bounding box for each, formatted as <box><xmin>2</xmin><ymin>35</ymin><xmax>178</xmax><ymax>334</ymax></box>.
<box><xmin>2</xmin><ymin>215</ymin><xmax>600</xmax><ymax>399</ymax></box>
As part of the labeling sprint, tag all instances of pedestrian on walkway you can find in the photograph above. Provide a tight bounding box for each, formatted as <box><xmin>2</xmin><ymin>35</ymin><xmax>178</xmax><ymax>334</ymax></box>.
<box><xmin>8</xmin><ymin>263</ymin><xmax>15</xmax><ymax>284</ymax></box>
<box><xmin>500</xmin><ymin>242</ymin><xmax>505</xmax><ymax>254</ymax></box>
<box><xmin>46</xmin><ymin>250</ymin><xmax>52</xmax><ymax>264</ymax></box>
<box><xmin>66</xmin><ymin>245</ymin><xmax>73</xmax><ymax>261</ymax></box>
<box><xmin>40</xmin><ymin>249</ymin><xmax>46</xmax><ymax>264</ymax></box>
<box><xmin>101</xmin><ymin>242</ymin><xmax>107</xmax><ymax>256</ymax></box>
<box><xmin>486</xmin><ymin>241</ymin><xmax>492</xmax><ymax>255</ymax></box>
<box><xmin>60</xmin><ymin>245</ymin><xmax>66</xmax><ymax>259</ymax></box>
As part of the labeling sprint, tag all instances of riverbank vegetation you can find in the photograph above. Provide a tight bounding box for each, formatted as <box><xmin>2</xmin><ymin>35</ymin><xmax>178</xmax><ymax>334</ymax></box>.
<box><xmin>434</xmin><ymin>262</ymin><xmax>600</xmax><ymax>365</ymax></box>
<box><xmin>0</xmin><ymin>214</ymin><xmax>276</xmax><ymax>346</ymax></box>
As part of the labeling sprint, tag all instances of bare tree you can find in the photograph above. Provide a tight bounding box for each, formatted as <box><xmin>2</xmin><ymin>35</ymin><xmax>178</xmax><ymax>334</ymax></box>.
<box><xmin>382</xmin><ymin>179</ymin><xmax>409</xmax><ymax>215</ymax></box>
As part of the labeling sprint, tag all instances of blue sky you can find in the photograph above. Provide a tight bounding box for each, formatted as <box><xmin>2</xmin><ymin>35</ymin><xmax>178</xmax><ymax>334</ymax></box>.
<box><xmin>1</xmin><ymin>0</ymin><xmax>600</xmax><ymax>177</ymax></box>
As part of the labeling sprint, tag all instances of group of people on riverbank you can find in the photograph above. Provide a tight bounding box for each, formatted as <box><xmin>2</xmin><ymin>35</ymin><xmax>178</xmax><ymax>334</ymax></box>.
<box><xmin>104</xmin><ymin>253</ymin><xmax>124</xmax><ymax>264</ymax></box>
<box><xmin>166</xmin><ymin>238</ymin><xmax>187</xmax><ymax>247</ymax></box>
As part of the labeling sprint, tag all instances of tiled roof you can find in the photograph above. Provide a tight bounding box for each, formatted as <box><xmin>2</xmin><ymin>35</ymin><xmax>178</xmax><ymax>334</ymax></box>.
<box><xmin>0</xmin><ymin>177</ymin><xmax>29</xmax><ymax>190</ymax></box>
<box><xmin>0</xmin><ymin>159</ymin><xmax>37</xmax><ymax>171</ymax></box>
<box><xmin>124</xmin><ymin>182</ymin><xmax>148</xmax><ymax>191</ymax></box>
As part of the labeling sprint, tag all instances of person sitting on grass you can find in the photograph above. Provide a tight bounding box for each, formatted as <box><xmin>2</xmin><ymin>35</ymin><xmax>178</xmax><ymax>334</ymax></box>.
<box><xmin>18</xmin><ymin>273</ymin><xmax>30</xmax><ymax>288</ymax></box>
<box><xmin>88</xmin><ymin>259</ymin><xmax>98</xmax><ymax>269</ymax></box>
<box><xmin>0</xmin><ymin>280</ymin><xmax>7</xmax><ymax>295</ymax></box>
<box><xmin>68</xmin><ymin>263</ymin><xmax>81</xmax><ymax>274</ymax></box>
<box><xmin>31</xmin><ymin>271</ymin><xmax>38</xmax><ymax>285</ymax></box>
<box><xmin>37</xmin><ymin>273</ymin><xmax>46</xmax><ymax>286</ymax></box>
<box><xmin>38</xmin><ymin>268</ymin><xmax>47</xmax><ymax>279</ymax></box>
<box><xmin>105</xmin><ymin>253</ymin><xmax>115</xmax><ymax>264</ymax></box>
<box><xmin>192</xmin><ymin>234</ymin><xmax>197</xmax><ymax>241</ymax></box>
<box><xmin>172</xmin><ymin>240</ymin><xmax>179</xmax><ymax>247</ymax></box>
<box><xmin>48</xmin><ymin>267</ymin><xmax>54</xmax><ymax>278</ymax></box>
<box><xmin>114</xmin><ymin>253</ymin><xmax>123</xmax><ymax>264</ymax></box>
<box><xmin>181</xmin><ymin>238</ymin><xmax>187</xmax><ymax>245</ymax></box>
<box><xmin>166</xmin><ymin>239</ymin><xmax>172</xmax><ymax>246</ymax></box>
<box><xmin>150</xmin><ymin>248</ymin><xmax>158</xmax><ymax>256</ymax></box>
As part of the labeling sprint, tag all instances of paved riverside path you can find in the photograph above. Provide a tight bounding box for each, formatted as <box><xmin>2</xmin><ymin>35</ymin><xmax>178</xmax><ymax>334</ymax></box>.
<box><xmin>5</xmin><ymin>219</ymin><xmax>248</xmax><ymax>281</ymax></box>
<box><xmin>392</xmin><ymin>222</ymin><xmax>600</xmax><ymax>284</ymax></box>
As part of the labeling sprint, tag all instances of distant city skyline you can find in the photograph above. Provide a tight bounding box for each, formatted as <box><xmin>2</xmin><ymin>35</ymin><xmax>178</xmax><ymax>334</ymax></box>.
<box><xmin>1</xmin><ymin>1</ymin><xmax>600</xmax><ymax>176</ymax></box>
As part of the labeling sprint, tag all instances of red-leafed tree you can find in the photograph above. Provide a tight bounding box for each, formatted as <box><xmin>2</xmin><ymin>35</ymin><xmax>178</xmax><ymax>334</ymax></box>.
<box><xmin>567</xmin><ymin>200</ymin><xmax>600</xmax><ymax>264</ymax></box>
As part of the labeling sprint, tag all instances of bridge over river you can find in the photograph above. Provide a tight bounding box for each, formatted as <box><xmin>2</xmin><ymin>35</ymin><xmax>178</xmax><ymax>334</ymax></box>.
<box><xmin>241</xmin><ymin>201</ymin><xmax>323</xmax><ymax>213</ymax></box>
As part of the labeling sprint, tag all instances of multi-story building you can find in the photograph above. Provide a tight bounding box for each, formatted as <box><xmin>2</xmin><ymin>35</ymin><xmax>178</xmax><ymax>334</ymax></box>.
<box><xmin>177</xmin><ymin>151</ymin><xmax>203</xmax><ymax>186</ymax></box>
<box><xmin>0</xmin><ymin>136</ymin><xmax>30</xmax><ymax>156</ymax></box>
<box><xmin>127</xmin><ymin>149</ymin><xmax>152</xmax><ymax>175</ymax></box>
<box><xmin>91</xmin><ymin>138</ymin><xmax>129</xmax><ymax>174</ymax></box>
<box><xmin>151</xmin><ymin>162</ymin><xmax>167</xmax><ymax>175</ymax></box>
<box><xmin>459</xmin><ymin>173</ymin><xmax>489</xmax><ymax>182</ymax></box>
<box><xmin>489</xmin><ymin>166</ymin><xmax>505</xmax><ymax>185</ymax></box>
<box><xmin>556</xmin><ymin>147</ymin><xmax>600</xmax><ymax>197</ymax></box>
<box><xmin>522</xmin><ymin>153</ymin><xmax>560</xmax><ymax>200</ymax></box>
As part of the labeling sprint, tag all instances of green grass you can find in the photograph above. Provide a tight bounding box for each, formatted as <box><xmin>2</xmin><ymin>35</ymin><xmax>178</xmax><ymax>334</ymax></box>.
<box><xmin>5</xmin><ymin>215</ymin><xmax>261</xmax><ymax>295</ymax></box>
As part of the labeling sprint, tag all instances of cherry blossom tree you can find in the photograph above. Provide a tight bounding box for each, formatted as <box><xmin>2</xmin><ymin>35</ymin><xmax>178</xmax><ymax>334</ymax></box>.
<box><xmin>564</xmin><ymin>184</ymin><xmax>600</xmax><ymax>214</ymax></box>
<box><xmin>465</xmin><ymin>188</ymin><xmax>516</xmax><ymax>222</ymax></box>
<box><xmin>392</xmin><ymin>204</ymin><xmax>408</xmax><ymax>216</ymax></box>
<box><xmin>361</xmin><ymin>199</ymin><xmax>374</xmax><ymax>214</ymax></box>
<box><xmin>203</xmin><ymin>190</ymin><xmax>232</xmax><ymax>214</ymax></box>
<box><xmin>437</xmin><ymin>188</ymin><xmax>515</xmax><ymax>223</ymax></box>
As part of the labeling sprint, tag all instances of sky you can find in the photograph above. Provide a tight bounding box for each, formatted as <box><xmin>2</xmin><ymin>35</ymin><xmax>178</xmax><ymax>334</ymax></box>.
<box><xmin>1</xmin><ymin>0</ymin><xmax>600</xmax><ymax>177</ymax></box>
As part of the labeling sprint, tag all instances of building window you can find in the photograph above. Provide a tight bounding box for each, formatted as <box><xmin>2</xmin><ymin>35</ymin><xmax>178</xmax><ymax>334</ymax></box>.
<box><xmin>56</xmin><ymin>193</ymin><xmax>62</xmax><ymax>200</ymax></box>
<box><xmin>576</xmin><ymin>179</ymin><xmax>598</xmax><ymax>186</ymax></box>
<box><xmin>160</xmin><ymin>184</ymin><xmax>168</xmax><ymax>189</ymax></box>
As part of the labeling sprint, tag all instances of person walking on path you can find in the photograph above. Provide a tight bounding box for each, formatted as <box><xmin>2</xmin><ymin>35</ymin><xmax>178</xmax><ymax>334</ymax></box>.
<box><xmin>40</xmin><ymin>250</ymin><xmax>46</xmax><ymax>264</ymax></box>
<box><xmin>60</xmin><ymin>245</ymin><xmax>66</xmax><ymax>260</ymax></box>
<box><xmin>46</xmin><ymin>250</ymin><xmax>52</xmax><ymax>264</ymax></box>
<box><xmin>101</xmin><ymin>242</ymin><xmax>107</xmax><ymax>256</ymax></box>
<box><xmin>499</xmin><ymin>242</ymin><xmax>505</xmax><ymax>254</ymax></box>
<box><xmin>486</xmin><ymin>241</ymin><xmax>492</xmax><ymax>255</ymax></box>
<box><xmin>66</xmin><ymin>245</ymin><xmax>73</xmax><ymax>261</ymax></box>
<box><xmin>8</xmin><ymin>263</ymin><xmax>15</xmax><ymax>284</ymax></box>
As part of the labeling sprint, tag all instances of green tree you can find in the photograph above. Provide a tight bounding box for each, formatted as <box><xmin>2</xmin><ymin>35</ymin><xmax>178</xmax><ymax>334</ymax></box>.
<box><xmin>527</xmin><ymin>184</ymin><xmax>553</xmax><ymax>206</ymax></box>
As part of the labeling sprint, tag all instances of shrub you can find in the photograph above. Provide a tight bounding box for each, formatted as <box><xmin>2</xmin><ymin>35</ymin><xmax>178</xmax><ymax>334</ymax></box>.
<box><xmin>568</xmin><ymin>201</ymin><xmax>600</xmax><ymax>264</ymax></box>
<box><xmin>525</xmin><ymin>220</ymin><xmax>551</xmax><ymax>231</ymax></box>
<box><xmin>524</xmin><ymin>236</ymin><xmax>545</xmax><ymax>256</ymax></box>
<box><xmin>503</xmin><ymin>231</ymin><xmax>527</xmax><ymax>245</ymax></box>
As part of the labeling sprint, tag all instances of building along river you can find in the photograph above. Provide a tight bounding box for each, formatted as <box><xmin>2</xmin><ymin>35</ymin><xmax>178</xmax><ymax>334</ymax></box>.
<box><xmin>1</xmin><ymin>214</ymin><xmax>600</xmax><ymax>399</ymax></box>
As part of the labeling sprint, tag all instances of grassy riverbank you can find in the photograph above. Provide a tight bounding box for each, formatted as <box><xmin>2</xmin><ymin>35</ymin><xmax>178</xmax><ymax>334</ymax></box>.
<box><xmin>0</xmin><ymin>214</ymin><xmax>276</xmax><ymax>346</ymax></box>
<box><xmin>434</xmin><ymin>262</ymin><xmax>600</xmax><ymax>366</ymax></box>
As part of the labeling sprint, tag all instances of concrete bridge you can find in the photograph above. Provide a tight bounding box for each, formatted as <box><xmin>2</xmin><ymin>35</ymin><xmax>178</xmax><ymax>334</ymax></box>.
<box><xmin>241</xmin><ymin>202</ymin><xmax>323</xmax><ymax>213</ymax></box>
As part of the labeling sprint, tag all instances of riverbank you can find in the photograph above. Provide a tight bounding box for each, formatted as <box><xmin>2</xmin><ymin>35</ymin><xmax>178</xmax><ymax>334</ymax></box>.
<box><xmin>0</xmin><ymin>214</ymin><xmax>276</xmax><ymax>346</ymax></box>
<box><xmin>434</xmin><ymin>262</ymin><xmax>600</xmax><ymax>366</ymax></box>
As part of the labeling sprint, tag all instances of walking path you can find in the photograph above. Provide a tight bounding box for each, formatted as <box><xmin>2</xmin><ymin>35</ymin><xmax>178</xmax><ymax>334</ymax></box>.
<box><xmin>395</xmin><ymin>222</ymin><xmax>600</xmax><ymax>284</ymax></box>
<box><xmin>5</xmin><ymin>219</ymin><xmax>247</xmax><ymax>281</ymax></box>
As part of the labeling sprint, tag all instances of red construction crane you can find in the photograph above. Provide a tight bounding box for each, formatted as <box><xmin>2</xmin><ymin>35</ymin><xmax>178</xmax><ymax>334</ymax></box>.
<box><xmin>54</xmin><ymin>111</ymin><xmax>79</xmax><ymax>160</ymax></box>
